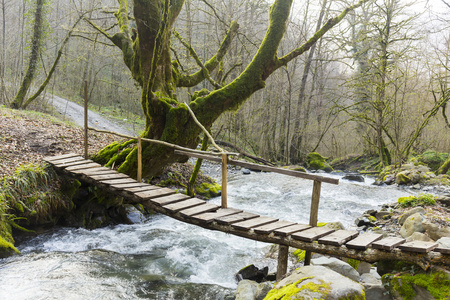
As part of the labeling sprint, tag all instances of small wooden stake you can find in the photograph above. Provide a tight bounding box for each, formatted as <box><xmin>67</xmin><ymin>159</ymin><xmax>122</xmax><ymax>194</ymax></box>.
<box><xmin>277</xmin><ymin>245</ymin><xmax>289</xmax><ymax>280</ymax></box>
<box><xmin>84</xmin><ymin>80</ymin><xmax>88</xmax><ymax>159</ymax></box>
<box><xmin>137</xmin><ymin>136</ymin><xmax>142</xmax><ymax>182</ymax></box>
<box><xmin>305</xmin><ymin>180</ymin><xmax>321</xmax><ymax>265</ymax></box>
<box><xmin>221</xmin><ymin>153</ymin><xmax>227</xmax><ymax>208</ymax></box>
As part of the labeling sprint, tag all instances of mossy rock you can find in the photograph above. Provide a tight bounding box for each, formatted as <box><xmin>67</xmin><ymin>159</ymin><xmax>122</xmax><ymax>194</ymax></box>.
<box><xmin>306</xmin><ymin>152</ymin><xmax>333</xmax><ymax>173</ymax></box>
<box><xmin>195</xmin><ymin>182</ymin><xmax>221</xmax><ymax>200</ymax></box>
<box><xmin>382</xmin><ymin>270</ymin><xmax>450</xmax><ymax>300</ymax></box>
<box><xmin>395</xmin><ymin>172</ymin><xmax>411</xmax><ymax>185</ymax></box>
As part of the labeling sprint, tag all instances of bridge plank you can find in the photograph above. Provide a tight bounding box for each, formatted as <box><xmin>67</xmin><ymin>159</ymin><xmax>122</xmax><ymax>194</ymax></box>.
<box><xmin>192</xmin><ymin>208</ymin><xmax>242</xmax><ymax>223</ymax></box>
<box><xmin>90</xmin><ymin>173</ymin><xmax>129</xmax><ymax>180</ymax></box>
<box><xmin>50</xmin><ymin>156</ymin><xmax>86</xmax><ymax>164</ymax></box>
<box><xmin>66</xmin><ymin>162</ymin><xmax>101</xmax><ymax>171</ymax></box>
<box><xmin>179</xmin><ymin>203</ymin><xmax>219</xmax><ymax>217</ymax></box>
<box><xmin>345</xmin><ymin>233</ymin><xmax>383</xmax><ymax>250</ymax></box>
<box><xmin>274</xmin><ymin>224</ymin><xmax>311</xmax><ymax>236</ymax></box>
<box><xmin>44</xmin><ymin>153</ymin><xmax>79</xmax><ymax>161</ymax></box>
<box><xmin>318</xmin><ymin>230</ymin><xmax>359</xmax><ymax>246</ymax></box>
<box><xmin>435</xmin><ymin>247</ymin><xmax>450</xmax><ymax>254</ymax></box>
<box><xmin>111</xmin><ymin>182</ymin><xmax>149</xmax><ymax>189</ymax></box>
<box><xmin>134</xmin><ymin>188</ymin><xmax>176</xmax><ymax>200</ymax></box>
<box><xmin>149</xmin><ymin>193</ymin><xmax>191</xmax><ymax>206</ymax></box>
<box><xmin>163</xmin><ymin>198</ymin><xmax>205</xmax><ymax>212</ymax></box>
<box><xmin>292</xmin><ymin>227</ymin><xmax>335</xmax><ymax>242</ymax></box>
<box><xmin>398</xmin><ymin>241</ymin><xmax>439</xmax><ymax>253</ymax></box>
<box><xmin>72</xmin><ymin>167</ymin><xmax>115</xmax><ymax>175</ymax></box>
<box><xmin>253</xmin><ymin>220</ymin><xmax>296</xmax><ymax>235</ymax></box>
<box><xmin>100</xmin><ymin>178</ymin><xmax>136</xmax><ymax>185</ymax></box>
<box><xmin>215</xmin><ymin>212</ymin><xmax>259</xmax><ymax>225</ymax></box>
<box><xmin>372</xmin><ymin>237</ymin><xmax>406</xmax><ymax>251</ymax></box>
<box><xmin>53</xmin><ymin>159</ymin><xmax>93</xmax><ymax>168</ymax></box>
<box><xmin>123</xmin><ymin>185</ymin><xmax>161</xmax><ymax>193</ymax></box>
<box><xmin>233</xmin><ymin>216</ymin><xmax>279</xmax><ymax>231</ymax></box>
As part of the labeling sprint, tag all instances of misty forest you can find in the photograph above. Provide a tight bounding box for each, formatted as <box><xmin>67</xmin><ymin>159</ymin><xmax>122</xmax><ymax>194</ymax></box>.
<box><xmin>2</xmin><ymin>0</ymin><xmax>450</xmax><ymax>175</ymax></box>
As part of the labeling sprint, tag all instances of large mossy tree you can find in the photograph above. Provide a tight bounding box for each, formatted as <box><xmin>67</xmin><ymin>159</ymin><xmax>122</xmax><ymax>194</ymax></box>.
<box><xmin>90</xmin><ymin>0</ymin><xmax>368</xmax><ymax>178</ymax></box>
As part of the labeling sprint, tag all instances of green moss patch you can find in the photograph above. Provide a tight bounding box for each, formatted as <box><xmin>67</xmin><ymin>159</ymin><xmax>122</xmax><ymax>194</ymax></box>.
<box><xmin>383</xmin><ymin>271</ymin><xmax>450</xmax><ymax>300</ymax></box>
<box><xmin>398</xmin><ymin>193</ymin><xmax>436</xmax><ymax>208</ymax></box>
<box><xmin>264</xmin><ymin>276</ymin><xmax>332</xmax><ymax>300</ymax></box>
<box><xmin>306</xmin><ymin>152</ymin><xmax>333</xmax><ymax>172</ymax></box>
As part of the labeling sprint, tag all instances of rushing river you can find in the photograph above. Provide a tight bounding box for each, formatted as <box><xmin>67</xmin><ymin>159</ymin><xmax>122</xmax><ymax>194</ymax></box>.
<box><xmin>0</xmin><ymin>170</ymin><xmax>415</xmax><ymax>299</ymax></box>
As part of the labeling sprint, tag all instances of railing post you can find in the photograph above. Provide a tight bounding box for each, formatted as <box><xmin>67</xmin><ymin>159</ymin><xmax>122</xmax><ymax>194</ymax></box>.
<box><xmin>83</xmin><ymin>80</ymin><xmax>88</xmax><ymax>159</ymax></box>
<box><xmin>137</xmin><ymin>136</ymin><xmax>142</xmax><ymax>182</ymax></box>
<box><xmin>221</xmin><ymin>153</ymin><xmax>227</xmax><ymax>208</ymax></box>
<box><xmin>304</xmin><ymin>180</ymin><xmax>321</xmax><ymax>265</ymax></box>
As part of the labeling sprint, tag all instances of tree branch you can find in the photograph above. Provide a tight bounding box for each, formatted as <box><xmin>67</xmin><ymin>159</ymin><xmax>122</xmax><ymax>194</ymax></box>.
<box><xmin>177</xmin><ymin>21</ymin><xmax>239</xmax><ymax>87</ymax></box>
<box><xmin>277</xmin><ymin>0</ymin><xmax>370</xmax><ymax>67</ymax></box>
<box><xmin>174</xmin><ymin>30</ymin><xmax>221</xmax><ymax>89</ymax></box>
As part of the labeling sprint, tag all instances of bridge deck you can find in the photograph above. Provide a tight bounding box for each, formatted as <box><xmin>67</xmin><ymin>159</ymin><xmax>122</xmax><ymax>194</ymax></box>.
<box><xmin>44</xmin><ymin>154</ymin><xmax>450</xmax><ymax>269</ymax></box>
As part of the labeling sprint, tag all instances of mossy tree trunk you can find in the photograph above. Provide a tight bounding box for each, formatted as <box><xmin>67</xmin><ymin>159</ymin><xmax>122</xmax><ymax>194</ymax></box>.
<box><xmin>438</xmin><ymin>156</ymin><xmax>450</xmax><ymax>175</ymax></box>
<box><xmin>10</xmin><ymin>0</ymin><xmax>45</xmax><ymax>109</ymax></box>
<box><xmin>90</xmin><ymin>0</ymin><xmax>368</xmax><ymax>179</ymax></box>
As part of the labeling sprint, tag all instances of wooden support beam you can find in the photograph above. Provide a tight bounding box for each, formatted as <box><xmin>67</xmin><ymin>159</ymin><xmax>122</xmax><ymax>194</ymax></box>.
<box><xmin>305</xmin><ymin>180</ymin><xmax>322</xmax><ymax>265</ymax></box>
<box><xmin>84</xmin><ymin>80</ymin><xmax>88</xmax><ymax>159</ymax></box>
<box><xmin>277</xmin><ymin>245</ymin><xmax>289</xmax><ymax>280</ymax></box>
<box><xmin>137</xmin><ymin>136</ymin><xmax>142</xmax><ymax>182</ymax></box>
<box><xmin>221</xmin><ymin>153</ymin><xmax>227</xmax><ymax>208</ymax></box>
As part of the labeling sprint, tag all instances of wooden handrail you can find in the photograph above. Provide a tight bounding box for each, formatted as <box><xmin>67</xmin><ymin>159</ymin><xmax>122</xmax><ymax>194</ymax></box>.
<box><xmin>174</xmin><ymin>150</ymin><xmax>339</xmax><ymax>185</ymax></box>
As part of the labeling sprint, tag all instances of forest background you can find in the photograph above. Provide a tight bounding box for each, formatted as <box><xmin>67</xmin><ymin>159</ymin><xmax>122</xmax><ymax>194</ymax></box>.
<box><xmin>1</xmin><ymin>0</ymin><xmax>450</xmax><ymax>170</ymax></box>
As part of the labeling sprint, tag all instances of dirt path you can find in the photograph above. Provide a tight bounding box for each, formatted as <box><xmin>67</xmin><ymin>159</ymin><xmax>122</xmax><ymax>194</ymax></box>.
<box><xmin>46</xmin><ymin>94</ymin><xmax>136</xmax><ymax>136</ymax></box>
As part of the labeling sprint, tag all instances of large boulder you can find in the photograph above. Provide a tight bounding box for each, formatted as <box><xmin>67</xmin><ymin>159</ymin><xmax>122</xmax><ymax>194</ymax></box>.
<box><xmin>394</xmin><ymin>164</ymin><xmax>434</xmax><ymax>185</ymax></box>
<box><xmin>263</xmin><ymin>265</ymin><xmax>365</xmax><ymax>300</ymax></box>
<box><xmin>400</xmin><ymin>213</ymin><xmax>425</xmax><ymax>238</ymax></box>
<box><xmin>399</xmin><ymin>207</ymin><xmax>425</xmax><ymax>225</ymax></box>
<box><xmin>311</xmin><ymin>257</ymin><xmax>360</xmax><ymax>282</ymax></box>
<box><xmin>306</xmin><ymin>152</ymin><xmax>333</xmax><ymax>173</ymax></box>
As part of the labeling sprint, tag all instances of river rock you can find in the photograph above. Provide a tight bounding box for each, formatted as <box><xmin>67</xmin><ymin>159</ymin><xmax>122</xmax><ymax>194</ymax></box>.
<box><xmin>356</xmin><ymin>262</ymin><xmax>371</xmax><ymax>275</ymax></box>
<box><xmin>343</xmin><ymin>174</ymin><xmax>365</xmax><ymax>182</ymax></box>
<box><xmin>422</xmin><ymin>219</ymin><xmax>450</xmax><ymax>241</ymax></box>
<box><xmin>355</xmin><ymin>216</ymin><xmax>376</xmax><ymax>227</ymax></box>
<box><xmin>255</xmin><ymin>282</ymin><xmax>273</xmax><ymax>300</ymax></box>
<box><xmin>406</xmin><ymin>232</ymin><xmax>433</xmax><ymax>242</ymax></box>
<box><xmin>235</xmin><ymin>280</ymin><xmax>258</xmax><ymax>300</ymax></box>
<box><xmin>360</xmin><ymin>272</ymin><xmax>392</xmax><ymax>300</ymax></box>
<box><xmin>399</xmin><ymin>207</ymin><xmax>425</xmax><ymax>225</ymax></box>
<box><xmin>436</xmin><ymin>195</ymin><xmax>450</xmax><ymax>206</ymax></box>
<box><xmin>376</xmin><ymin>211</ymin><xmax>392</xmax><ymax>220</ymax></box>
<box><xmin>264</xmin><ymin>265</ymin><xmax>365</xmax><ymax>300</ymax></box>
<box><xmin>236</xmin><ymin>264</ymin><xmax>268</xmax><ymax>283</ymax></box>
<box><xmin>437</xmin><ymin>237</ymin><xmax>450</xmax><ymax>248</ymax></box>
<box><xmin>400</xmin><ymin>213</ymin><xmax>425</xmax><ymax>238</ymax></box>
<box><xmin>242</xmin><ymin>169</ymin><xmax>251</xmax><ymax>175</ymax></box>
<box><xmin>311</xmin><ymin>257</ymin><xmax>360</xmax><ymax>282</ymax></box>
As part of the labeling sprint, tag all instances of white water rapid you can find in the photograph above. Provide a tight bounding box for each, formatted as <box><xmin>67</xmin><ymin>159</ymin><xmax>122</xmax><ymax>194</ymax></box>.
<box><xmin>0</xmin><ymin>171</ymin><xmax>415</xmax><ymax>299</ymax></box>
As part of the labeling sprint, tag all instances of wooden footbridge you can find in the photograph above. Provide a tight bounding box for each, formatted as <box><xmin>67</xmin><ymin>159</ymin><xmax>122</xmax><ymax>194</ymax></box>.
<box><xmin>43</xmin><ymin>100</ymin><xmax>449</xmax><ymax>276</ymax></box>
<box><xmin>44</xmin><ymin>153</ymin><xmax>450</xmax><ymax>277</ymax></box>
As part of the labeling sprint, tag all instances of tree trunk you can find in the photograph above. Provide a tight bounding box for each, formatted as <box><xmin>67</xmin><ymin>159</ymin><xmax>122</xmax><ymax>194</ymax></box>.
<box><xmin>11</xmin><ymin>0</ymin><xmax>45</xmax><ymax>109</ymax></box>
<box><xmin>289</xmin><ymin>0</ymin><xmax>328</xmax><ymax>164</ymax></box>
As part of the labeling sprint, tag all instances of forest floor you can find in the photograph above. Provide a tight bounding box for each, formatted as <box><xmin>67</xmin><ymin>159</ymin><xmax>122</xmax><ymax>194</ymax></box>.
<box><xmin>0</xmin><ymin>105</ymin><xmax>213</xmax><ymax>188</ymax></box>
